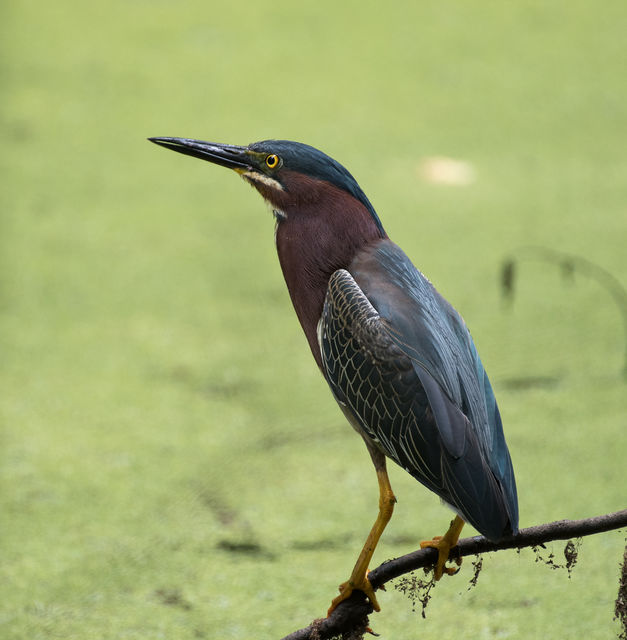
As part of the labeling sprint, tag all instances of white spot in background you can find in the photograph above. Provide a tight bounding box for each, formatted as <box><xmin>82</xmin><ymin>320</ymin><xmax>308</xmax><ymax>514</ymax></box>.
<box><xmin>418</xmin><ymin>157</ymin><xmax>476</xmax><ymax>186</ymax></box>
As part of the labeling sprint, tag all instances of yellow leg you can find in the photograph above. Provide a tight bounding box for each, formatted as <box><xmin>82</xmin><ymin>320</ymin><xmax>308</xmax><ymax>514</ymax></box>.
<box><xmin>327</xmin><ymin>467</ymin><xmax>396</xmax><ymax>615</ymax></box>
<box><xmin>420</xmin><ymin>515</ymin><xmax>465</xmax><ymax>580</ymax></box>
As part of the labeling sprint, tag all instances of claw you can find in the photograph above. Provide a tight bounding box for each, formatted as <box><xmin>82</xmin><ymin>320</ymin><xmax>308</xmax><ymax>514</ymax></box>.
<box><xmin>420</xmin><ymin>515</ymin><xmax>465</xmax><ymax>580</ymax></box>
<box><xmin>420</xmin><ymin>537</ymin><xmax>455</xmax><ymax>579</ymax></box>
<box><xmin>327</xmin><ymin>574</ymin><xmax>380</xmax><ymax>615</ymax></box>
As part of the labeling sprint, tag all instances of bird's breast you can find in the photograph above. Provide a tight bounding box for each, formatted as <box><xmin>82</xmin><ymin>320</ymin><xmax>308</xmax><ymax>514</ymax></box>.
<box><xmin>274</xmin><ymin>206</ymin><xmax>386</xmax><ymax>368</ymax></box>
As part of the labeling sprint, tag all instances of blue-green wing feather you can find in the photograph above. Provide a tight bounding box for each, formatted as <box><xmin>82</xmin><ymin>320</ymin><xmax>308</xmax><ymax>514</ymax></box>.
<box><xmin>319</xmin><ymin>240</ymin><xmax>518</xmax><ymax>539</ymax></box>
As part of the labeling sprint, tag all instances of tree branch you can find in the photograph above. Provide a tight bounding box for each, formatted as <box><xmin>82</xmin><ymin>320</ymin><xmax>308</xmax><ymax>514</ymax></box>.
<box><xmin>280</xmin><ymin>508</ymin><xmax>627</xmax><ymax>640</ymax></box>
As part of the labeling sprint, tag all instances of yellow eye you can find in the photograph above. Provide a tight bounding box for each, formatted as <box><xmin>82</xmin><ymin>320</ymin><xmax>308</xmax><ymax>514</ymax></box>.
<box><xmin>265</xmin><ymin>154</ymin><xmax>280</xmax><ymax>169</ymax></box>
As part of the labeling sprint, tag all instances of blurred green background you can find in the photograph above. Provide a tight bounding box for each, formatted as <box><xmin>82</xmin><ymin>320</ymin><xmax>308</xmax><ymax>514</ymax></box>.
<box><xmin>2</xmin><ymin>1</ymin><xmax>626</xmax><ymax>638</ymax></box>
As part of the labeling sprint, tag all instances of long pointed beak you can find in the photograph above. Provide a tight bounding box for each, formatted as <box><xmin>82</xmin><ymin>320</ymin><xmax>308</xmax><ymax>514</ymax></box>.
<box><xmin>148</xmin><ymin>137</ymin><xmax>251</xmax><ymax>170</ymax></box>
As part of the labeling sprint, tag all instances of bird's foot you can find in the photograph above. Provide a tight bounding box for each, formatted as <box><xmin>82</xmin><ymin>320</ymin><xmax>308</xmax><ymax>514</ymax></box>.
<box><xmin>420</xmin><ymin>515</ymin><xmax>465</xmax><ymax>580</ymax></box>
<box><xmin>419</xmin><ymin>535</ymin><xmax>462</xmax><ymax>580</ymax></box>
<box><xmin>327</xmin><ymin>572</ymin><xmax>380</xmax><ymax>616</ymax></box>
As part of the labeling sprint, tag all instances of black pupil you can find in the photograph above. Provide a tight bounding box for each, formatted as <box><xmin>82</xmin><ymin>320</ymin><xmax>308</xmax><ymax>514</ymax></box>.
<box><xmin>268</xmin><ymin>156</ymin><xmax>276</xmax><ymax>166</ymax></box>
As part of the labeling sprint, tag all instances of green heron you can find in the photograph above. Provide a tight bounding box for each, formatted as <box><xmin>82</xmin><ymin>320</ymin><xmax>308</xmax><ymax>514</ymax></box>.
<box><xmin>149</xmin><ymin>137</ymin><xmax>519</xmax><ymax>614</ymax></box>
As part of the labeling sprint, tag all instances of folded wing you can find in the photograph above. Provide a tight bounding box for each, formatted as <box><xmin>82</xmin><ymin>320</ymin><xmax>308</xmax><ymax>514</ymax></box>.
<box><xmin>318</xmin><ymin>244</ymin><xmax>518</xmax><ymax>540</ymax></box>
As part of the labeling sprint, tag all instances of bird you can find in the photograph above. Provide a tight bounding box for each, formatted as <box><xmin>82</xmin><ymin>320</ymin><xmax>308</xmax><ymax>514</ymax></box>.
<box><xmin>148</xmin><ymin>136</ymin><xmax>519</xmax><ymax>615</ymax></box>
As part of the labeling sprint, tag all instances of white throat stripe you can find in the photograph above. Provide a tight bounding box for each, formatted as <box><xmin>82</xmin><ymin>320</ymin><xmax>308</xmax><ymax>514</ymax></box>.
<box><xmin>241</xmin><ymin>171</ymin><xmax>284</xmax><ymax>191</ymax></box>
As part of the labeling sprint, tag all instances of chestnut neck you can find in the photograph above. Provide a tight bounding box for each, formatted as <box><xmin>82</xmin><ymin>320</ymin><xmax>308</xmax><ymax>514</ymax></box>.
<box><xmin>271</xmin><ymin>175</ymin><xmax>386</xmax><ymax>367</ymax></box>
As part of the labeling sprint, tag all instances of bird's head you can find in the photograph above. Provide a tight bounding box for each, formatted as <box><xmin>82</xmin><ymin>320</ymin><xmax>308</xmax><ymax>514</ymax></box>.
<box><xmin>149</xmin><ymin>137</ymin><xmax>385</xmax><ymax>234</ymax></box>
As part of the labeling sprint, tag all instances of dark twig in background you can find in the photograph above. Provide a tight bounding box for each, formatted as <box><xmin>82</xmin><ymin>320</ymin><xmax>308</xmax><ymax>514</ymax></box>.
<box><xmin>501</xmin><ymin>246</ymin><xmax>627</xmax><ymax>379</ymax></box>
<box><xmin>280</xmin><ymin>509</ymin><xmax>627</xmax><ymax>640</ymax></box>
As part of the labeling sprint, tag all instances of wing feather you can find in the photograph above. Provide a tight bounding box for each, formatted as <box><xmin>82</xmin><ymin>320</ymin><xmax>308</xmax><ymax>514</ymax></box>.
<box><xmin>319</xmin><ymin>260</ymin><xmax>518</xmax><ymax>540</ymax></box>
